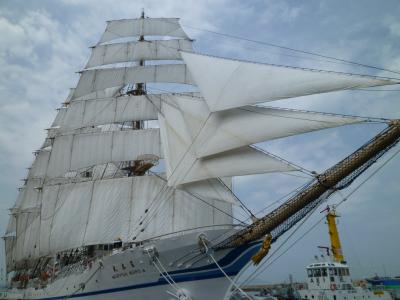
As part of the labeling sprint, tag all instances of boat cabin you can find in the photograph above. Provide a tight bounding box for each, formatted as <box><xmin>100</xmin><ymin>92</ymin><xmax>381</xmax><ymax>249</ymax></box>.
<box><xmin>306</xmin><ymin>261</ymin><xmax>353</xmax><ymax>291</ymax></box>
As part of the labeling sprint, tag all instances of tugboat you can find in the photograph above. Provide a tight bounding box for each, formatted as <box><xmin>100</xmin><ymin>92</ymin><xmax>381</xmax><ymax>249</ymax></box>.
<box><xmin>297</xmin><ymin>207</ymin><xmax>392</xmax><ymax>300</ymax></box>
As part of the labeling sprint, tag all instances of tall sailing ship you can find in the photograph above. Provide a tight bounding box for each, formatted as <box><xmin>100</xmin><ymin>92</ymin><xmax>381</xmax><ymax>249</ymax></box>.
<box><xmin>2</xmin><ymin>13</ymin><xmax>400</xmax><ymax>300</ymax></box>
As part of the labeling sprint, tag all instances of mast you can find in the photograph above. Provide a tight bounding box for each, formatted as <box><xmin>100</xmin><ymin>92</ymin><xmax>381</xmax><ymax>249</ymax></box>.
<box><xmin>128</xmin><ymin>9</ymin><xmax>147</xmax><ymax>98</ymax></box>
<box><xmin>216</xmin><ymin>120</ymin><xmax>400</xmax><ymax>260</ymax></box>
<box><xmin>128</xmin><ymin>9</ymin><xmax>146</xmax><ymax>131</ymax></box>
<box><xmin>325</xmin><ymin>207</ymin><xmax>345</xmax><ymax>263</ymax></box>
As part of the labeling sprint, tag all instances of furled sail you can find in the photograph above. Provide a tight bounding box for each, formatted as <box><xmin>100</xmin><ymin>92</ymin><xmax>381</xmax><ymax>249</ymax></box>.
<box><xmin>72</xmin><ymin>64</ymin><xmax>194</xmax><ymax>99</ymax></box>
<box><xmin>181</xmin><ymin>51</ymin><xmax>400</xmax><ymax>112</ymax></box>
<box><xmin>99</xmin><ymin>18</ymin><xmax>189</xmax><ymax>43</ymax></box>
<box><xmin>46</xmin><ymin>129</ymin><xmax>162</xmax><ymax>178</ymax></box>
<box><xmin>85</xmin><ymin>39</ymin><xmax>193</xmax><ymax>69</ymax></box>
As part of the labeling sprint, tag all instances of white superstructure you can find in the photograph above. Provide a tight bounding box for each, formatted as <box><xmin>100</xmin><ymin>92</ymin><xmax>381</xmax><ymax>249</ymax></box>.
<box><xmin>298</xmin><ymin>259</ymin><xmax>392</xmax><ymax>300</ymax></box>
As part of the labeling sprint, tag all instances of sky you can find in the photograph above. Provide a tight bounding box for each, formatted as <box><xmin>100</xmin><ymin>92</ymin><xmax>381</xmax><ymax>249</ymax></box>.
<box><xmin>0</xmin><ymin>0</ymin><xmax>400</xmax><ymax>287</ymax></box>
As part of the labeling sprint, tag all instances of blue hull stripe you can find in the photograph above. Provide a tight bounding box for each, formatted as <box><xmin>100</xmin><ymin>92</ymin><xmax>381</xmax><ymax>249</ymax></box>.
<box><xmin>32</xmin><ymin>243</ymin><xmax>260</xmax><ymax>300</ymax></box>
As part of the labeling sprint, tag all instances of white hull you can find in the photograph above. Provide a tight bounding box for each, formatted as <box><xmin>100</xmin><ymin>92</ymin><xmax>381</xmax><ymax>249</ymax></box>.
<box><xmin>6</xmin><ymin>229</ymin><xmax>261</xmax><ymax>300</ymax></box>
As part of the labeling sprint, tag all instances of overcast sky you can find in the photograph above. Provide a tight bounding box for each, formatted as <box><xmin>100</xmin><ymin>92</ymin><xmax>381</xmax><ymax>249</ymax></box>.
<box><xmin>0</xmin><ymin>0</ymin><xmax>399</xmax><ymax>286</ymax></box>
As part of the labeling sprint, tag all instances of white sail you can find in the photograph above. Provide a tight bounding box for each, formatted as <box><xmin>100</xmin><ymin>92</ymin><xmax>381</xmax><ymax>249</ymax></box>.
<box><xmin>84</xmin><ymin>177</ymin><xmax>131</xmax><ymax>245</ymax></box>
<box><xmin>51</xmin><ymin>95</ymin><xmax>161</xmax><ymax>132</ymax></box>
<box><xmin>4</xmin><ymin>235</ymin><xmax>16</xmax><ymax>272</ymax></box>
<box><xmin>173</xmin><ymin>146</ymin><xmax>297</xmax><ymax>185</ymax></box>
<box><xmin>49</xmin><ymin>181</ymin><xmax>93</xmax><ymax>253</ymax></box>
<box><xmin>14</xmin><ymin>211</ymin><xmax>40</xmax><ymax>263</ymax></box>
<box><xmin>64</xmin><ymin>88</ymin><xmax>75</xmax><ymax>104</ymax></box>
<box><xmin>32</xmin><ymin>175</ymin><xmax>233</xmax><ymax>256</ymax></box>
<box><xmin>183</xmin><ymin>178</ymin><xmax>238</xmax><ymax>205</ymax></box>
<box><xmin>85</xmin><ymin>39</ymin><xmax>193</xmax><ymax>68</ymax></box>
<box><xmin>73</xmin><ymin>64</ymin><xmax>194</xmax><ymax>99</ymax></box>
<box><xmin>4</xmin><ymin>217</ymin><xmax>16</xmax><ymax>272</ymax></box>
<box><xmin>158</xmin><ymin>102</ymin><xmax>297</xmax><ymax>186</ymax></box>
<box><xmin>29</xmin><ymin>149</ymin><xmax>51</xmax><ymax>179</ymax></box>
<box><xmin>51</xmin><ymin>107</ymin><xmax>67</xmax><ymax>128</ymax></box>
<box><xmin>14</xmin><ymin>213</ymin><xmax>29</xmax><ymax>263</ymax></box>
<box><xmin>12</xmin><ymin>179</ymin><xmax>43</xmax><ymax>263</ymax></box>
<box><xmin>99</xmin><ymin>18</ymin><xmax>189</xmax><ymax>43</ymax></box>
<box><xmin>71</xmin><ymin>86</ymin><xmax>123</xmax><ymax>102</ymax></box>
<box><xmin>22</xmin><ymin>214</ymin><xmax>40</xmax><ymax>262</ymax></box>
<box><xmin>181</xmin><ymin>52</ymin><xmax>400</xmax><ymax>112</ymax></box>
<box><xmin>4</xmin><ymin>216</ymin><xmax>16</xmax><ymax>238</ymax></box>
<box><xmin>47</xmin><ymin>129</ymin><xmax>162</xmax><ymax>178</ymax></box>
<box><xmin>172</xmin><ymin>94</ymin><xmax>362</xmax><ymax>157</ymax></box>
<box><xmin>13</xmin><ymin>179</ymin><xmax>42</xmax><ymax>212</ymax></box>
<box><xmin>39</xmin><ymin>184</ymin><xmax>60</xmax><ymax>256</ymax></box>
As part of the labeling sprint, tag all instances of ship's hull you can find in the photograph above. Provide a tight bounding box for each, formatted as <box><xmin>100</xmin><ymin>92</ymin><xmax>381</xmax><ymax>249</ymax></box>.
<box><xmin>7</xmin><ymin>229</ymin><xmax>260</xmax><ymax>300</ymax></box>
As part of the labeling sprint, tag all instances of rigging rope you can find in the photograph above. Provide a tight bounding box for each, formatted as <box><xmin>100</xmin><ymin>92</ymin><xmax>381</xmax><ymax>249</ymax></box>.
<box><xmin>240</xmin><ymin>145</ymin><xmax>400</xmax><ymax>284</ymax></box>
<box><xmin>217</xmin><ymin>178</ymin><xmax>255</xmax><ymax>219</ymax></box>
<box><xmin>200</xmin><ymin>239</ymin><xmax>252</xmax><ymax>300</ymax></box>
<box><xmin>251</xmin><ymin>144</ymin><xmax>315</xmax><ymax>177</ymax></box>
<box><xmin>149</xmin><ymin>172</ymin><xmax>247</xmax><ymax>226</ymax></box>
<box><xmin>180</xmin><ymin>23</ymin><xmax>400</xmax><ymax>77</ymax></box>
<box><xmin>249</xmin><ymin>105</ymin><xmax>390</xmax><ymax>124</ymax></box>
<box><xmin>207</xmin><ymin>180</ymin><xmax>312</xmax><ymax>249</ymax></box>
<box><xmin>146</xmin><ymin>250</ymin><xmax>192</xmax><ymax>299</ymax></box>
<box><xmin>241</xmin><ymin>201</ymin><xmax>323</xmax><ymax>286</ymax></box>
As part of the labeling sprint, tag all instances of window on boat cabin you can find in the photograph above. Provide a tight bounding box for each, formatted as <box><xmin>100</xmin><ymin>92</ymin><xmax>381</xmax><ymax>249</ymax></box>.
<box><xmin>334</xmin><ymin>268</ymin><xmax>338</xmax><ymax>276</ymax></box>
<box><xmin>322</xmin><ymin>268</ymin><xmax>327</xmax><ymax>277</ymax></box>
<box><xmin>314</xmin><ymin>268</ymin><xmax>321</xmax><ymax>277</ymax></box>
<box><xmin>329</xmin><ymin>268</ymin><xmax>334</xmax><ymax>276</ymax></box>
<box><xmin>307</xmin><ymin>269</ymin><xmax>313</xmax><ymax>278</ymax></box>
<box><xmin>330</xmin><ymin>276</ymin><xmax>335</xmax><ymax>282</ymax></box>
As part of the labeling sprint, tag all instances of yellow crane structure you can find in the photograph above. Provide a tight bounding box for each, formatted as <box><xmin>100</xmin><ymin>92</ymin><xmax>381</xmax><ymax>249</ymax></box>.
<box><xmin>325</xmin><ymin>207</ymin><xmax>345</xmax><ymax>263</ymax></box>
